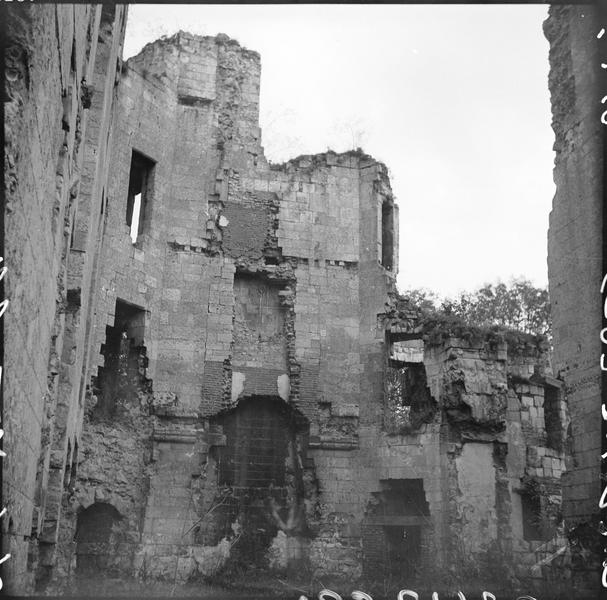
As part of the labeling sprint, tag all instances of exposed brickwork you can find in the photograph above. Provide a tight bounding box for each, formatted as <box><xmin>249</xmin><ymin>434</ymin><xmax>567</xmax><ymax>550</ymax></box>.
<box><xmin>200</xmin><ymin>360</ymin><xmax>229</xmax><ymax>416</ymax></box>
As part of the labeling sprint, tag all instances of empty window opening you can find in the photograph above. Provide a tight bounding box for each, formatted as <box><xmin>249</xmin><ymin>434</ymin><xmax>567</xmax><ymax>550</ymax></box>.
<box><xmin>75</xmin><ymin>503</ymin><xmax>122</xmax><ymax>575</ymax></box>
<box><xmin>95</xmin><ymin>299</ymin><xmax>147</xmax><ymax>418</ymax></box>
<box><xmin>130</xmin><ymin>193</ymin><xmax>142</xmax><ymax>242</ymax></box>
<box><xmin>390</xmin><ymin>337</ymin><xmax>424</xmax><ymax>363</ymax></box>
<box><xmin>126</xmin><ymin>150</ymin><xmax>154</xmax><ymax>244</ymax></box>
<box><xmin>544</xmin><ymin>385</ymin><xmax>563</xmax><ymax>451</ymax></box>
<box><xmin>381</xmin><ymin>200</ymin><xmax>394</xmax><ymax>270</ymax></box>
<box><xmin>521</xmin><ymin>492</ymin><xmax>547</xmax><ymax>541</ymax></box>
<box><xmin>385</xmin><ymin>362</ymin><xmax>436</xmax><ymax>433</ymax></box>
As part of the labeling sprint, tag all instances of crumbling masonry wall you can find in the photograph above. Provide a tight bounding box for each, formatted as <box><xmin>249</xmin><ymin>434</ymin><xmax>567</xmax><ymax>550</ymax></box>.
<box><xmin>4</xmin><ymin>19</ymin><xmax>570</xmax><ymax>597</ymax></box>
<box><xmin>377</xmin><ymin>309</ymin><xmax>569</xmax><ymax>592</ymax></box>
<box><xmin>3</xmin><ymin>5</ymin><xmax>127</xmax><ymax>594</ymax></box>
<box><xmin>38</xmin><ymin>31</ymin><xmax>401</xmax><ymax>587</ymax></box>
<box><xmin>545</xmin><ymin>6</ymin><xmax>602</xmax><ymax>596</ymax></box>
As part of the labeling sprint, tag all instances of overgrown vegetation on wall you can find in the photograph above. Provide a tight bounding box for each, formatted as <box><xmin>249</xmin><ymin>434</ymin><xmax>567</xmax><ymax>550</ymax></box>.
<box><xmin>403</xmin><ymin>278</ymin><xmax>552</xmax><ymax>339</ymax></box>
<box><xmin>400</xmin><ymin>281</ymin><xmax>551</xmax><ymax>356</ymax></box>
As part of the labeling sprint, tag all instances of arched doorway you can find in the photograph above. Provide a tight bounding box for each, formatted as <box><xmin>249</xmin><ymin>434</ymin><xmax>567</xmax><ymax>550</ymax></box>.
<box><xmin>74</xmin><ymin>502</ymin><xmax>123</xmax><ymax>575</ymax></box>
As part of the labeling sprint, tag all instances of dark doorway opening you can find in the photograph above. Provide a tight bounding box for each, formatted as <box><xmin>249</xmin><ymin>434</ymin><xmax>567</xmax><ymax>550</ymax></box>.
<box><xmin>363</xmin><ymin>479</ymin><xmax>429</xmax><ymax>581</ymax></box>
<box><xmin>384</xmin><ymin>524</ymin><xmax>422</xmax><ymax>578</ymax></box>
<box><xmin>75</xmin><ymin>503</ymin><xmax>122</xmax><ymax>575</ymax></box>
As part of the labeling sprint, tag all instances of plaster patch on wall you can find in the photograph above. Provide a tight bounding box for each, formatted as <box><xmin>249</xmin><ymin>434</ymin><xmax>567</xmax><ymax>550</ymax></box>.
<box><xmin>277</xmin><ymin>373</ymin><xmax>290</xmax><ymax>400</ymax></box>
<box><xmin>231</xmin><ymin>371</ymin><xmax>245</xmax><ymax>402</ymax></box>
<box><xmin>455</xmin><ymin>442</ymin><xmax>497</xmax><ymax>554</ymax></box>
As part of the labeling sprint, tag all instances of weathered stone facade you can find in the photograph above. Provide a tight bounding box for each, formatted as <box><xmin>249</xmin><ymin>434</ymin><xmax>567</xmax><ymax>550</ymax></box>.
<box><xmin>379</xmin><ymin>305</ymin><xmax>569</xmax><ymax>594</ymax></box>
<box><xmin>3</xmin><ymin>4</ymin><xmax>128</xmax><ymax>593</ymax></box>
<box><xmin>544</xmin><ymin>5</ymin><xmax>603</xmax><ymax>597</ymax></box>
<box><xmin>2</xmin><ymin>6</ymin><xmax>581</xmax><ymax>598</ymax></box>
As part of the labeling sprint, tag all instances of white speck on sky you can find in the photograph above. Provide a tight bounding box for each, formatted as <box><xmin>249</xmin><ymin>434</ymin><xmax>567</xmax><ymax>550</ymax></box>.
<box><xmin>124</xmin><ymin>4</ymin><xmax>554</xmax><ymax>299</ymax></box>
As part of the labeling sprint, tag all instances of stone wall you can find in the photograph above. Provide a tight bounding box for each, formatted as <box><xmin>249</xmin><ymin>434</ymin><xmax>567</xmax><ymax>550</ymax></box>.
<box><xmin>3</xmin><ymin>5</ymin><xmax>127</xmax><ymax>594</ymax></box>
<box><xmin>39</xmin><ymin>31</ymin><xmax>401</xmax><ymax>589</ymax></box>
<box><xmin>544</xmin><ymin>5</ymin><xmax>602</xmax><ymax>595</ymax></box>
<box><xmin>377</xmin><ymin>312</ymin><xmax>569</xmax><ymax>593</ymax></box>
<box><xmin>4</xmin><ymin>18</ymin><xmax>573</xmax><ymax>598</ymax></box>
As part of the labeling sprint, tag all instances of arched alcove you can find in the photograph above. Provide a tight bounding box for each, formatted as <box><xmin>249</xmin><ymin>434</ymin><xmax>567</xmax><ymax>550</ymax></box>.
<box><xmin>74</xmin><ymin>502</ymin><xmax>122</xmax><ymax>575</ymax></box>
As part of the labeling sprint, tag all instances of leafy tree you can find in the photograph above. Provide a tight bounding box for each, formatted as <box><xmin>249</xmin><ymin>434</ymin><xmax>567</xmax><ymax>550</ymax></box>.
<box><xmin>402</xmin><ymin>278</ymin><xmax>551</xmax><ymax>338</ymax></box>
<box><xmin>399</xmin><ymin>287</ymin><xmax>440</xmax><ymax>314</ymax></box>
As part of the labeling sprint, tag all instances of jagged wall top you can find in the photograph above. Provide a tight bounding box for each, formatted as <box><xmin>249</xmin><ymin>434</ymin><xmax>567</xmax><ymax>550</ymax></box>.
<box><xmin>125</xmin><ymin>31</ymin><xmax>393</xmax><ymax>182</ymax></box>
<box><xmin>124</xmin><ymin>31</ymin><xmax>261</xmax><ymax>111</ymax></box>
<box><xmin>129</xmin><ymin>30</ymin><xmax>260</xmax><ymax>65</ymax></box>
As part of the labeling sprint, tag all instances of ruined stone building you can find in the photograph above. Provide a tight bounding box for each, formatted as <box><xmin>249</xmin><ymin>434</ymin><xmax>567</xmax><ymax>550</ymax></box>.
<box><xmin>2</xmin><ymin>3</ymin><xmax>593</xmax><ymax>597</ymax></box>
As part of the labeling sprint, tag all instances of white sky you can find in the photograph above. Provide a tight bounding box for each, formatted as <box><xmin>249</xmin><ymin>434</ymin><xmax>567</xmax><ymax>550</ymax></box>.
<box><xmin>123</xmin><ymin>4</ymin><xmax>555</xmax><ymax>299</ymax></box>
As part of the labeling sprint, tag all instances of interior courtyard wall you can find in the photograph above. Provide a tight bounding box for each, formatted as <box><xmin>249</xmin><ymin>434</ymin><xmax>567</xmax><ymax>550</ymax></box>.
<box><xmin>3</xmin><ymin>15</ymin><xmax>577</xmax><ymax>595</ymax></box>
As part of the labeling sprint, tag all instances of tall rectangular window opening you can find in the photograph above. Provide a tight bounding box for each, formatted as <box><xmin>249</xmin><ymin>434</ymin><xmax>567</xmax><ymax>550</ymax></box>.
<box><xmin>544</xmin><ymin>384</ymin><xmax>563</xmax><ymax>451</ymax></box>
<box><xmin>126</xmin><ymin>150</ymin><xmax>155</xmax><ymax>244</ymax></box>
<box><xmin>381</xmin><ymin>200</ymin><xmax>394</xmax><ymax>270</ymax></box>
<box><xmin>521</xmin><ymin>491</ymin><xmax>547</xmax><ymax>541</ymax></box>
